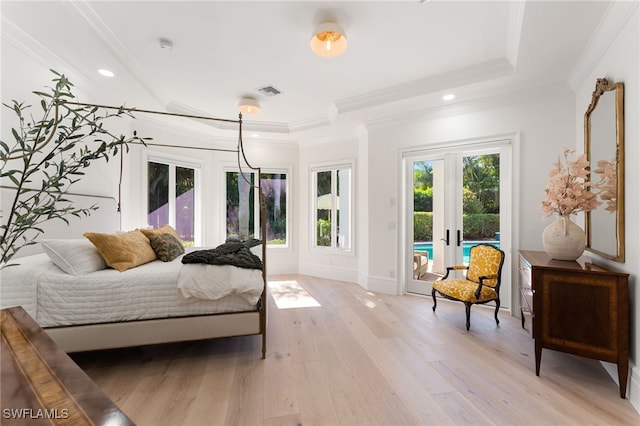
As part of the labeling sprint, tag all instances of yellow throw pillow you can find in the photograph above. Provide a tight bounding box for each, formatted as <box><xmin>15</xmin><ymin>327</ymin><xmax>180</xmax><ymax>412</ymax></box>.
<box><xmin>139</xmin><ymin>224</ymin><xmax>181</xmax><ymax>242</ymax></box>
<box><xmin>84</xmin><ymin>230</ymin><xmax>157</xmax><ymax>272</ymax></box>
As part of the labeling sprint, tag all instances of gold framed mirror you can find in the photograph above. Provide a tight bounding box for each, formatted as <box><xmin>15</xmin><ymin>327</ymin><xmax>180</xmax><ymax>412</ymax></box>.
<box><xmin>584</xmin><ymin>78</ymin><xmax>624</xmax><ymax>262</ymax></box>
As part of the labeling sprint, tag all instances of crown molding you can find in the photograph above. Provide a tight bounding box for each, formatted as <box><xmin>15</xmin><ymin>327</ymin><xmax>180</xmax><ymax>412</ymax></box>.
<box><xmin>1</xmin><ymin>16</ymin><xmax>92</xmax><ymax>89</ymax></box>
<box><xmin>334</xmin><ymin>58</ymin><xmax>514</xmax><ymax>114</ymax></box>
<box><xmin>69</xmin><ymin>0</ymin><xmax>166</xmax><ymax>107</ymax></box>
<box><xmin>289</xmin><ymin>114</ymin><xmax>332</xmax><ymax>133</ymax></box>
<box><xmin>506</xmin><ymin>0</ymin><xmax>526</xmax><ymax>69</ymax></box>
<box><xmin>567</xmin><ymin>1</ymin><xmax>639</xmax><ymax>91</ymax></box>
<box><xmin>364</xmin><ymin>80</ymin><xmax>574</xmax><ymax>130</ymax></box>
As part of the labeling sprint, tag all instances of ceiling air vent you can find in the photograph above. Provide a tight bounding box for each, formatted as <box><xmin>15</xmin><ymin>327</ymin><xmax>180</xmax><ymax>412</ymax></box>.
<box><xmin>257</xmin><ymin>85</ymin><xmax>281</xmax><ymax>97</ymax></box>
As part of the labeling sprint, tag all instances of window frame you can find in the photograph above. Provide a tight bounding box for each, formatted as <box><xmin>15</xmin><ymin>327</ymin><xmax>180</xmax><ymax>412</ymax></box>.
<box><xmin>223</xmin><ymin>164</ymin><xmax>291</xmax><ymax>248</ymax></box>
<box><xmin>144</xmin><ymin>153</ymin><xmax>202</xmax><ymax>246</ymax></box>
<box><xmin>310</xmin><ymin>159</ymin><xmax>355</xmax><ymax>254</ymax></box>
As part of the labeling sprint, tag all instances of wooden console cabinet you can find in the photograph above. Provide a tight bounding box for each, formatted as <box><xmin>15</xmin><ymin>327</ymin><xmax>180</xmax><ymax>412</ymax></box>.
<box><xmin>519</xmin><ymin>250</ymin><xmax>630</xmax><ymax>398</ymax></box>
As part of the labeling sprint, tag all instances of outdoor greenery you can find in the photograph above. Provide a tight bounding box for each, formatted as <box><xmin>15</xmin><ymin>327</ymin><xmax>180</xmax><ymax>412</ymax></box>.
<box><xmin>317</xmin><ymin>218</ymin><xmax>331</xmax><ymax>246</ymax></box>
<box><xmin>0</xmin><ymin>71</ymin><xmax>148</xmax><ymax>267</ymax></box>
<box><xmin>413</xmin><ymin>154</ymin><xmax>500</xmax><ymax>241</ymax></box>
<box><xmin>413</xmin><ymin>212</ymin><xmax>499</xmax><ymax>241</ymax></box>
<box><xmin>226</xmin><ymin>171</ymin><xmax>287</xmax><ymax>244</ymax></box>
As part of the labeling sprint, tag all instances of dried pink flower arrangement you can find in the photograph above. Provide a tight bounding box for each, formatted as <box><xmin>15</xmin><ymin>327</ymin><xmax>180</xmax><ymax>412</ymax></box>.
<box><xmin>541</xmin><ymin>148</ymin><xmax>601</xmax><ymax>217</ymax></box>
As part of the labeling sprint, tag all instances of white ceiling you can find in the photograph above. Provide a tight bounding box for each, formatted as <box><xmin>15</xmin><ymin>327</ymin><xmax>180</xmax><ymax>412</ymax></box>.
<box><xmin>1</xmin><ymin>0</ymin><xmax>613</xmax><ymax>142</ymax></box>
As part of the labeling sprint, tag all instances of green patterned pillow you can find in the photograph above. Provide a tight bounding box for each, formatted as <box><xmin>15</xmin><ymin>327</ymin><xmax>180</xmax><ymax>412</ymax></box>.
<box><xmin>149</xmin><ymin>233</ymin><xmax>185</xmax><ymax>262</ymax></box>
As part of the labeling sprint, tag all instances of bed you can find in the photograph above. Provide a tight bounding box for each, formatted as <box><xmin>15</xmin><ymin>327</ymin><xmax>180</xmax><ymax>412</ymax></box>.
<box><xmin>0</xmin><ymin>236</ymin><xmax>268</xmax><ymax>357</ymax></box>
<box><xmin>1</xmin><ymin>103</ymin><xmax>268</xmax><ymax>358</ymax></box>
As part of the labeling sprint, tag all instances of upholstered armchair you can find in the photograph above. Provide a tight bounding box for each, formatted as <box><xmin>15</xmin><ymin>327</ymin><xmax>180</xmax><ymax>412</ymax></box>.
<box><xmin>431</xmin><ymin>244</ymin><xmax>505</xmax><ymax>330</ymax></box>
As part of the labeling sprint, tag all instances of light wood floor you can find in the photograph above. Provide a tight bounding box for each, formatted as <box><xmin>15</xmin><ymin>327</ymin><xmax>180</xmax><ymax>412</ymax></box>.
<box><xmin>71</xmin><ymin>275</ymin><xmax>640</xmax><ymax>425</ymax></box>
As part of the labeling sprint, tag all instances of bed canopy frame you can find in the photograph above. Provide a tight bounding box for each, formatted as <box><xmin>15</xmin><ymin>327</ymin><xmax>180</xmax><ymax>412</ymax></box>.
<box><xmin>65</xmin><ymin>100</ymin><xmax>268</xmax><ymax>271</ymax></box>
<box><xmin>9</xmin><ymin>100</ymin><xmax>269</xmax><ymax>358</ymax></box>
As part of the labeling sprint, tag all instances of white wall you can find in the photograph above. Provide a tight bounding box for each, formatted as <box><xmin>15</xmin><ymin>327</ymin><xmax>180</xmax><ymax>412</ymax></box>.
<box><xmin>297</xmin><ymin>135</ymin><xmax>360</xmax><ymax>282</ymax></box>
<box><xmin>1</xmin><ymin>39</ymin><xmax>131</xmax><ymax>254</ymax></box>
<box><xmin>574</xmin><ymin>4</ymin><xmax>639</xmax><ymax>409</ymax></box>
<box><xmin>363</xmin><ymin>91</ymin><xmax>576</xmax><ymax>297</ymax></box>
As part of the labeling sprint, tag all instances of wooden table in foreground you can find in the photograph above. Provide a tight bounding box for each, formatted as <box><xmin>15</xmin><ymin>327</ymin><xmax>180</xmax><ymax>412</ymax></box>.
<box><xmin>1</xmin><ymin>306</ymin><xmax>134</xmax><ymax>425</ymax></box>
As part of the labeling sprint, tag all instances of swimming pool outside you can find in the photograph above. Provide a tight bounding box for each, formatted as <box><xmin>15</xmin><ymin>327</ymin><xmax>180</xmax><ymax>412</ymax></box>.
<box><xmin>414</xmin><ymin>241</ymin><xmax>500</xmax><ymax>263</ymax></box>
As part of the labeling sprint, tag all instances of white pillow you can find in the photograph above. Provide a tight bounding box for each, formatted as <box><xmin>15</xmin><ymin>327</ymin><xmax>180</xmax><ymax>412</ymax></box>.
<box><xmin>40</xmin><ymin>239</ymin><xmax>107</xmax><ymax>276</ymax></box>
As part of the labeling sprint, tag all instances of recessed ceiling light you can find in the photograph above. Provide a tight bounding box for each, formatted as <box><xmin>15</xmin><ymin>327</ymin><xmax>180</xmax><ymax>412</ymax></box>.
<box><xmin>442</xmin><ymin>93</ymin><xmax>455</xmax><ymax>101</ymax></box>
<box><xmin>97</xmin><ymin>69</ymin><xmax>114</xmax><ymax>77</ymax></box>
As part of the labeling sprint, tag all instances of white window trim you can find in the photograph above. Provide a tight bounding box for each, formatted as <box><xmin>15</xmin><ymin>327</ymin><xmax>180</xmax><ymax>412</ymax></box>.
<box><xmin>222</xmin><ymin>164</ymin><xmax>291</xmax><ymax>248</ymax></box>
<box><xmin>310</xmin><ymin>159</ymin><xmax>356</xmax><ymax>255</ymax></box>
<box><xmin>144</xmin><ymin>152</ymin><xmax>203</xmax><ymax>246</ymax></box>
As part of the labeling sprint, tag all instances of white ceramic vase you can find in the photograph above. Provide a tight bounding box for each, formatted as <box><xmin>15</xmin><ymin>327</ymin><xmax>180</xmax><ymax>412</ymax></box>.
<box><xmin>542</xmin><ymin>215</ymin><xmax>586</xmax><ymax>261</ymax></box>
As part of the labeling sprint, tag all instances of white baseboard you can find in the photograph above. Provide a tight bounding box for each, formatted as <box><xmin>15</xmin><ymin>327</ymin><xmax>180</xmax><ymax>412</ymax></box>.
<box><xmin>630</xmin><ymin>364</ymin><xmax>640</xmax><ymax>413</ymax></box>
<box><xmin>359</xmin><ymin>274</ymin><xmax>399</xmax><ymax>295</ymax></box>
<box><xmin>296</xmin><ymin>265</ymin><xmax>399</xmax><ymax>296</ymax></box>
<box><xmin>297</xmin><ymin>262</ymin><xmax>359</xmax><ymax>283</ymax></box>
<box><xmin>265</xmin><ymin>262</ymin><xmax>298</xmax><ymax>276</ymax></box>
<box><xmin>602</xmin><ymin>360</ymin><xmax>640</xmax><ymax>413</ymax></box>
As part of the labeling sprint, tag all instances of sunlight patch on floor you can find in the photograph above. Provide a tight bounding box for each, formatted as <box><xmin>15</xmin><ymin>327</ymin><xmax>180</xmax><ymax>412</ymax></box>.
<box><xmin>268</xmin><ymin>280</ymin><xmax>322</xmax><ymax>309</ymax></box>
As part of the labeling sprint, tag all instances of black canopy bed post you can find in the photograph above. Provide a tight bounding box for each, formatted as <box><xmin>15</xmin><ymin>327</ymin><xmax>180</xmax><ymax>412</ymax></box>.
<box><xmin>55</xmin><ymin>102</ymin><xmax>269</xmax><ymax>358</ymax></box>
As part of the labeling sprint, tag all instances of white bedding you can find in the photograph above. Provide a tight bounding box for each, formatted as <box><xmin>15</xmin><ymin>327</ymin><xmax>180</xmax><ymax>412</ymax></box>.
<box><xmin>0</xmin><ymin>252</ymin><xmax>264</xmax><ymax>328</ymax></box>
<box><xmin>178</xmin><ymin>263</ymin><xmax>263</xmax><ymax>303</ymax></box>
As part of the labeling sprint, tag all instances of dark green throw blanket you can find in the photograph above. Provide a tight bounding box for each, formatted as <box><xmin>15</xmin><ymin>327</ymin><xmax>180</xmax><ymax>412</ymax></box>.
<box><xmin>182</xmin><ymin>239</ymin><xmax>262</xmax><ymax>270</ymax></box>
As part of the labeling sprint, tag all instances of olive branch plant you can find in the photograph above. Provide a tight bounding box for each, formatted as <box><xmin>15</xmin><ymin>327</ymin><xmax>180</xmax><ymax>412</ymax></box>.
<box><xmin>0</xmin><ymin>70</ymin><xmax>149</xmax><ymax>267</ymax></box>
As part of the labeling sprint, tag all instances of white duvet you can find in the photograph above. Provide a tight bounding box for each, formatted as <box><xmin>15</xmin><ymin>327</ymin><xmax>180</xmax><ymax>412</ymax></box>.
<box><xmin>178</xmin><ymin>263</ymin><xmax>263</xmax><ymax>303</ymax></box>
<box><xmin>0</xmin><ymin>252</ymin><xmax>264</xmax><ymax>328</ymax></box>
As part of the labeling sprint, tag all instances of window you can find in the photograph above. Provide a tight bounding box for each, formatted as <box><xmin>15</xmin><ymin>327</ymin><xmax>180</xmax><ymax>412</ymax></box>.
<box><xmin>311</xmin><ymin>162</ymin><xmax>352</xmax><ymax>251</ymax></box>
<box><xmin>147</xmin><ymin>158</ymin><xmax>200</xmax><ymax>246</ymax></box>
<box><xmin>225</xmin><ymin>169</ymin><xmax>288</xmax><ymax>246</ymax></box>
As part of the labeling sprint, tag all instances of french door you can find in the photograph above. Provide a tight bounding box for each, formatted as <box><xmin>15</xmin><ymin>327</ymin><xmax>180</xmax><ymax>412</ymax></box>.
<box><xmin>403</xmin><ymin>141</ymin><xmax>512</xmax><ymax>308</ymax></box>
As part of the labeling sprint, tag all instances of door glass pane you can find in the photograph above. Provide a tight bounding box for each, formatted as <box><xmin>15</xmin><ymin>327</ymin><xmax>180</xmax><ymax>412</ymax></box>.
<box><xmin>337</xmin><ymin>167</ymin><xmax>350</xmax><ymax>250</ymax></box>
<box><xmin>261</xmin><ymin>173</ymin><xmax>287</xmax><ymax>245</ymax></box>
<box><xmin>462</xmin><ymin>154</ymin><xmax>501</xmax><ymax>262</ymax></box>
<box><xmin>413</xmin><ymin>160</ymin><xmax>434</xmax><ymax>280</ymax></box>
<box><xmin>176</xmin><ymin>166</ymin><xmax>195</xmax><ymax>246</ymax></box>
<box><xmin>227</xmin><ymin>171</ymin><xmax>255</xmax><ymax>240</ymax></box>
<box><xmin>148</xmin><ymin>162</ymin><xmax>169</xmax><ymax>228</ymax></box>
<box><xmin>316</xmin><ymin>171</ymin><xmax>332</xmax><ymax>247</ymax></box>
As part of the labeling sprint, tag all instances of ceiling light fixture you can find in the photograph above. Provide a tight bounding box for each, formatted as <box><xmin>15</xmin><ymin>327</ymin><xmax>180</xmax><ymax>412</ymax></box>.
<box><xmin>442</xmin><ymin>93</ymin><xmax>455</xmax><ymax>101</ymax></box>
<box><xmin>97</xmin><ymin>68</ymin><xmax>114</xmax><ymax>77</ymax></box>
<box><xmin>310</xmin><ymin>21</ymin><xmax>347</xmax><ymax>57</ymax></box>
<box><xmin>238</xmin><ymin>97</ymin><xmax>261</xmax><ymax>115</ymax></box>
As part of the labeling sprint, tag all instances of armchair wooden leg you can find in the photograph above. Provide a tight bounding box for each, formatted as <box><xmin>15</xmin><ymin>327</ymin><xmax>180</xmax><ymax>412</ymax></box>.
<box><xmin>464</xmin><ymin>302</ymin><xmax>471</xmax><ymax>330</ymax></box>
<box><xmin>432</xmin><ymin>289</ymin><xmax>437</xmax><ymax>312</ymax></box>
<box><xmin>494</xmin><ymin>299</ymin><xmax>501</xmax><ymax>326</ymax></box>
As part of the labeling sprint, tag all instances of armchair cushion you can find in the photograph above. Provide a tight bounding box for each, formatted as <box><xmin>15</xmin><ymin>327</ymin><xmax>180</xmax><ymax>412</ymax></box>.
<box><xmin>466</xmin><ymin>245</ymin><xmax>503</xmax><ymax>287</ymax></box>
<box><xmin>432</xmin><ymin>279</ymin><xmax>498</xmax><ymax>303</ymax></box>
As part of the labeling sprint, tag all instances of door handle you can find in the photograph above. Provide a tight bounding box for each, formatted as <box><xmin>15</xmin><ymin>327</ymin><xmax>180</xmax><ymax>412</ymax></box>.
<box><xmin>457</xmin><ymin>230</ymin><xmax>462</xmax><ymax>247</ymax></box>
<box><xmin>440</xmin><ymin>229</ymin><xmax>450</xmax><ymax>246</ymax></box>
